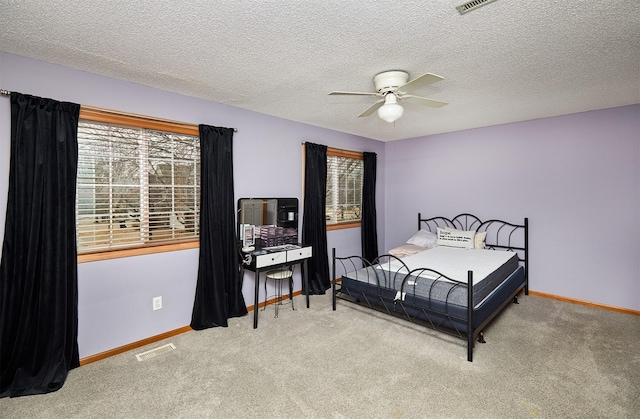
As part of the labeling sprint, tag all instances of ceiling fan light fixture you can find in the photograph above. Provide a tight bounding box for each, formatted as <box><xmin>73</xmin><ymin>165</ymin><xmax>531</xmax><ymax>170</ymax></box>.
<box><xmin>378</xmin><ymin>93</ymin><xmax>404</xmax><ymax>123</ymax></box>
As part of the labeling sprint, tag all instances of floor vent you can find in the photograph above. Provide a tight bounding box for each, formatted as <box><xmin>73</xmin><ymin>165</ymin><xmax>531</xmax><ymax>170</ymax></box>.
<box><xmin>456</xmin><ymin>0</ymin><xmax>498</xmax><ymax>15</ymax></box>
<box><xmin>135</xmin><ymin>343</ymin><xmax>176</xmax><ymax>361</ymax></box>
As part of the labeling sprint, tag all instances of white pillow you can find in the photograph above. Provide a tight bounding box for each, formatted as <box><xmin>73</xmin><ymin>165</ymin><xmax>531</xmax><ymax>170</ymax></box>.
<box><xmin>436</xmin><ymin>227</ymin><xmax>475</xmax><ymax>249</ymax></box>
<box><xmin>444</xmin><ymin>227</ymin><xmax>486</xmax><ymax>249</ymax></box>
<box><xmin>405</xmin><ymin>229</ymin><xmax>437</xmax><ymax>248</ymax></box>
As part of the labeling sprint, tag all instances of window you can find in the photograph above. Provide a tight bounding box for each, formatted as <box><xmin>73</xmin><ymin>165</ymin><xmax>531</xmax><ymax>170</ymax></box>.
<box><xmin>76</xmin><ymin>108</ymin><xmax>200</xmax><ymax>258</ymax></box>
<box><xmin>326</xmin><ymin>148</ymin><xmax>363</xmax><ymax>228</ymax></box>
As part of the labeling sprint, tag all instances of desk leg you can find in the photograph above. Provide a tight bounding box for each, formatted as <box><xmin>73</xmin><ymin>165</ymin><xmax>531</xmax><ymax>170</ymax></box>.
<box><xmin>303</xmin><ymin>259</ymin><xmax>310</xmax><ymax>308</ymax></box>
<box><xmin>253</xmin><ymin>268</ymin><xmax>260</xmax><ymax>329</ymax></box>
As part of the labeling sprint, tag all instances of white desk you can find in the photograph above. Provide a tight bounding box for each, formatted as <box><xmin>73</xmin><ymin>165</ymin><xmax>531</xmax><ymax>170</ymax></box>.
<box><xmin>244</xmin><ymin>244</ymin><xmax>312</xmax><ymax>328</ymax></box>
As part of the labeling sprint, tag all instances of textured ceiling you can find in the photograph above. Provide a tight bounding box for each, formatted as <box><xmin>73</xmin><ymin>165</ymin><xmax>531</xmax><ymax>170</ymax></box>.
<box><xmin>1</xmin><ymin>1</ymin><xmax>638</xmax><ymax>141</ymax></box>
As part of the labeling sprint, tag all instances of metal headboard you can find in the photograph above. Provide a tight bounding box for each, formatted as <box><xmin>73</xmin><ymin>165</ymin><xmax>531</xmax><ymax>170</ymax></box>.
<box><xmin>418</xmin><ymin>213</ymin><xmax>529</xmax><ymax>292</ymax></box>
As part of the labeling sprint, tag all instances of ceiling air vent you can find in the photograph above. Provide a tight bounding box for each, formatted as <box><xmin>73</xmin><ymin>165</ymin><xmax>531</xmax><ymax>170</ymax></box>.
<box><xmin>456</xmin><ymin>0</ymin><xmax>498</xmax><ymax>15</ymax></box>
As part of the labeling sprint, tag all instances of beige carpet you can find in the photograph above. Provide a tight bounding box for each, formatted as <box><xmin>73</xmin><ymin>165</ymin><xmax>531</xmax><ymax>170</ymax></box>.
<box><xmin>2</xmin><ymin>292</ymin><xmax>639</xmax><ymax>418</ymax></box>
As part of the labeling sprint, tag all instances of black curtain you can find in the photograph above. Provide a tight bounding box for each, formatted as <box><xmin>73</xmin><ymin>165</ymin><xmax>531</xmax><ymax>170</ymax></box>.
<box><xmin>191</xmin><ymin>125</ymin><xmax>247</xmax><ymax>329</ymax></box>
<box><xmin>302</xmin><ymin>142</ymin><xmax>330</xmax><ymax>294</ymax></box>
<box><xmin>0</xmin><ymin>93</ymin><xmax>80</xmax><ymax>397</ymax></box>
<box><xmin>361</xmin><ymin>152</ymin><xmax>379</xmax><ymax>262</ymax></box>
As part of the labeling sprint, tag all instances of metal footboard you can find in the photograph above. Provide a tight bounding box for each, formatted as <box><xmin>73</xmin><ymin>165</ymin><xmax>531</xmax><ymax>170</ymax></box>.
<box><xmin>331</xmin><ymin>213</ymin><xmax>529</xmax><ymax>362</ymax></box>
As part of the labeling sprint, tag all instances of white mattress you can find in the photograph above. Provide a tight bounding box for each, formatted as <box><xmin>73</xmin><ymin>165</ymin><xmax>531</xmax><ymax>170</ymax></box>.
<box><xmin>384</xmin><ymin>246</ymin><xmax>517</xmax><ymax>285</ymax></box>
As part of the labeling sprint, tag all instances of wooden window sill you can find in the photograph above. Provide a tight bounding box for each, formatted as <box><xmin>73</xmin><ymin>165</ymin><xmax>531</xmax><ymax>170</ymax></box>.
<box><xmin>327</xmin><ymin>221</ymin><xmax>361</xmax><ymax>231</ymax></box>
<box><xmin>78</xmin><ymin>240</ymin><xmax>199</xmax><ymax>263</ymax></box>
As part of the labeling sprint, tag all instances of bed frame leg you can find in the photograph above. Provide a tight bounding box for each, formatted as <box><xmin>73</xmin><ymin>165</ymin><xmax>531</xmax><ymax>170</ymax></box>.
<box><xmin>513</xmin><ymin>296</ymin><xmax>519</xmax><ymax>304</ymax></box>
<box><xmin>477</xmin><ymin>332</ymin><xmax>486</xmax><ymax>344</ymax></box>
<box><xmin>467</xmin><ymin>271</ymin><xmax>474</xmax><ymax>362</ymax></box>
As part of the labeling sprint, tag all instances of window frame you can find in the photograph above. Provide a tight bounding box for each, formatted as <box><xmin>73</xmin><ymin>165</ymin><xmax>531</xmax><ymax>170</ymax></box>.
<box><xmin>77</xmin><ymin>107</ymin><xmax>200</xmax><ymax>263</ymax></box>
<box><xmin>325</xmin><ymin>147</ymin><xmax>364</xmax><ymax>231</ymax></box>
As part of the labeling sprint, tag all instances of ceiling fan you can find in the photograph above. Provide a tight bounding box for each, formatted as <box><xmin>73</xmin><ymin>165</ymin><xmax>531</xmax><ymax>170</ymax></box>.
<box><xmin>328</xmin><ymin>70</ymin><xmax>448</xmax><ymax>123</ymax></box>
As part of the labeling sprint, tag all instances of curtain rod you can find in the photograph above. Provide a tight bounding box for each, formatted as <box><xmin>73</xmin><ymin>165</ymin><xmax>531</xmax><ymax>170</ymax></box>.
<box><xmin>0</xmin><ymin>89</ymin><xmax>237</xmax><ymax>132</ymax></box>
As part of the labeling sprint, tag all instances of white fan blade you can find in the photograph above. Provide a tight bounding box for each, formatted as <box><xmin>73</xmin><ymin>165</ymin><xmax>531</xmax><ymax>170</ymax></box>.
<box><xmin>358</xmin><ymin>99</ymin><xmax>385</xmax><ymax>117</ymax></box>
<box><xmin>329</xmin><ymin>91</ymin><xmax>379</xmax><ymax>96</ymax></box>
<box><xmin>398</xmin><ymin>73</ymin><xmax>444</xmax><ymax>94</ymax></box>
<box><xmin>401</xmin><ymin>95</ymin><xmax>448</xmax><ymax>108</ymax></box>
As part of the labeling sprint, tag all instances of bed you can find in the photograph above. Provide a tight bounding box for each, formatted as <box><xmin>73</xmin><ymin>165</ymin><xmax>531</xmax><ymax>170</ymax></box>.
<box><xmin>331</xmin><ymin>213</ymin><xmax>528</xmax><ymax>362</ymax></box>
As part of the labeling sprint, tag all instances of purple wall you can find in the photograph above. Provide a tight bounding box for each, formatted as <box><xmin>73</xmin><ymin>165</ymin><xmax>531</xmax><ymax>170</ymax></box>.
<box><xmin>0</xmin><ymin>53</ymin><xmax>385</xmax><ymax>357</ymax></box>
<box><xmin>385</xmin><ymin>105</ymin><xmax>640</xmax><ymax>311</ymax></box>
<box><xmin>1</xmin><ymin>51</ymin><xmax>637</xmax><ymax>359</ymax></box>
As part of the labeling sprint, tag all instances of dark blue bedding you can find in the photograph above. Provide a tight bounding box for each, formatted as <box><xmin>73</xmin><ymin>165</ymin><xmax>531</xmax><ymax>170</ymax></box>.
<box><xmin>339</xmin><ymin>265</ymin><xmax>525</xmax><ymax>333</ymax></box>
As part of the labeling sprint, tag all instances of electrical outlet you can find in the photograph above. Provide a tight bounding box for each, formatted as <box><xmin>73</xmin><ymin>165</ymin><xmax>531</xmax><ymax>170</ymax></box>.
<box><xmin>153</xmin><ymin>296</ymin><xmax>162</xmax><ymax>311</ymax></box>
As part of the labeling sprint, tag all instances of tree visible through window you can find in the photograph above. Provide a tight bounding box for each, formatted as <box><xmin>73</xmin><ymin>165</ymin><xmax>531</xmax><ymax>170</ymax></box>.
<box><xmin>76</xmin><ymin>118</ymin><xmax>200</xmax><ymax>253</ymax></box>
<box><xmin>326</xmin><ymin>149</ymin><xmax>363</xmax><ymax>226</ymax></box>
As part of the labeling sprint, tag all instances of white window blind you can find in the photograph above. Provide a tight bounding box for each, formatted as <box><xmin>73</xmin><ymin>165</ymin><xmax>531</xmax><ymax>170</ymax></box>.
<box><xmin>326</xmin><ymin>154</ymin><xmax>363</xmax><ymax>224</ymax></box>
<box><xmin>76</xmin><ymin>120</ymin><xmax>200</xmax><ymax>252</ymax></box>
